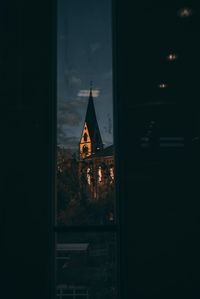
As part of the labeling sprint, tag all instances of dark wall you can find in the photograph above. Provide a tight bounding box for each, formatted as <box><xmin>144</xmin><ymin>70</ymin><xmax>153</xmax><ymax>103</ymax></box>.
<box><xmin>114</xmin><ymin>1</ymin><xmax>200</xmax><ymax>298</ymax></box>
<box><xmin>2</xmin><ymin>1</ymin><xmax>55</xmax><ymax>299</ymax></box>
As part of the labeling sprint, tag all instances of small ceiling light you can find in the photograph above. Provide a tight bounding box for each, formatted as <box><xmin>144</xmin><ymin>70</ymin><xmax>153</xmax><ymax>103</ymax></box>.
<box><xmin>167</xmin><ymin>53</ymin><xmax>177</xmax><ymax>61</ymax></box>
<box><xmin>178</xmin><ymin>7</ymin><xmax>193</xmax><ymax>18</ymax></box>
<box><xmin>158</xmin><ymin>83</ymin><xmax>168</xmax><ymax>89</ymax></box>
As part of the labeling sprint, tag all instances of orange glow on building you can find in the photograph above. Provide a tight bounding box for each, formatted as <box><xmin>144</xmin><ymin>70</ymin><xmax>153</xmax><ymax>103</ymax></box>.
<box><xmin>79</xmin><ymin>122</ymin><xmax>92</xmax><ymax>159</ymax></box>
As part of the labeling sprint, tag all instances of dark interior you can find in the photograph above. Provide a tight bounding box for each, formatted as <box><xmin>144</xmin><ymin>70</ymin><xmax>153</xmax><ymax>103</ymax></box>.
<box><xmin>2</xmin><ymin>0</ymin><xmax>200</xmax><ymax>298</ymax></box>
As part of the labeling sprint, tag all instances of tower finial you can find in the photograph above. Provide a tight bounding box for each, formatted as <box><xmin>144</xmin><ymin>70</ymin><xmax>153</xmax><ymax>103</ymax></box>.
<box><xmin>89</xmin><ymin>80</ymin><xmax>93</xmax><ymax>97</ymax></box>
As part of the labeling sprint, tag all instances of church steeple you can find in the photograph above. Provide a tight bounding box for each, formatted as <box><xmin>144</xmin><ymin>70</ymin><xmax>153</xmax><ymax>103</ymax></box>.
<box><xmin>89</xmin><ymin>80</ymin><xmax>93</xmax><ymax>97</ymax></box>
<box><xmin>79</xmin><ymin>84</ymin><xmax>103</xmax><ymax>160</ymax></box>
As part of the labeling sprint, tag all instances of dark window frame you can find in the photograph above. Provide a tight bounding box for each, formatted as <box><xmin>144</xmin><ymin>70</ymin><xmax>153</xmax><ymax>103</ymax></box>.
<box><xmin>54</xmin><ymin>1</ymin><xmax>121</xmax><ymax>298</ymax></box>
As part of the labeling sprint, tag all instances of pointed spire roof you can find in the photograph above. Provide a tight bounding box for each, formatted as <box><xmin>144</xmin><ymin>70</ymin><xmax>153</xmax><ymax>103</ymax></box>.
<box><xmin>84</xmin><ymin>84</ymin><xmax>103</xmax><ymax>150</ymax></box>
<box><xmin>89</xmin><ymin>80</ymin><xmax>93</xmax><ymax>97</ymax></box>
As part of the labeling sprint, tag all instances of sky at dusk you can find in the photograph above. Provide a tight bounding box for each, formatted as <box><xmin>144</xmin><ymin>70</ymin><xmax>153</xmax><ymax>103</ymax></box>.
<box><xmin>57</xmin><ymin>0</ymin><xmax>113</xmax><ymax>151</ymax></box>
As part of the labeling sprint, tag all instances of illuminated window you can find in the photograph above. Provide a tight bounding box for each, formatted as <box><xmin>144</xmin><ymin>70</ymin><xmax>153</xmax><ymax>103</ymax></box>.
<box><xmin>84</xmin><ymin>133</ymin><xmax>88</xmax><ymax>142</ymax></box>
<box><xmin>87</xmin><ymin>168</ymin><xmax>91</xmax><ymax>185</ymax></box>
<box><xmin>98</xmin><ymin>166</ymin><xmax>102</xmax><ymax>183</ymax></box>
<box><xmin>83</xmin><ymin>145</ymin><xmax>88</xmax><ymax>154</ymax></box>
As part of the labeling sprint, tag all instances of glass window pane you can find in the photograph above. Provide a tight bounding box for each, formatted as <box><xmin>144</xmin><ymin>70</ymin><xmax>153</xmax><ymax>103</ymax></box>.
<box><xmin>130</xmin><ymin>103</ymin><xmax>194</xmax><ymax>164</ymax></box>
<box><xmin>56</xmin><ymin>0</ymin><xmax>115</xmax><ymax>226</ymax></box>
<box><xmin>56</xmin><ymin>232</ymin><xmax>118</xmax><ymax>298</ymax></box>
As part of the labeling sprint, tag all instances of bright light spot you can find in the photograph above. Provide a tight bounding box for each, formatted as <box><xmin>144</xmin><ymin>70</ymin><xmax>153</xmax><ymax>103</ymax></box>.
<box><xmin>158</xmin><ymin>83</ymin><xmax>168</xmax><ymax>89</ymax></box>
<box><xmin>167</xmin><ymin>53</ymin><xmax>177</xmax><ymax>61</ymax></box>
<box><xmin>178</xmin><ymin>7</ymin><xmax>193</xmax><ymax>17</ymax></box>
<box><xmin>77</xmin><ymin>89</ymin><xmax>100</xmax><ymax>97</ymax></box>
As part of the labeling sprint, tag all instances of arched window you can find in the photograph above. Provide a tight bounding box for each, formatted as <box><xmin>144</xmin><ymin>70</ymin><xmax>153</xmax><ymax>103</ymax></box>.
<box><xmin>82</xmin><ymin>145</ymin><xmax>88</xmax><ymax>153</ymax></box>
<box><xmin>84</xmin><ymin>133</ymin><xmax>88</xmax><ymax>141</ymax></box>
<box><xmin>87</xmin><ymin>168</ymin><xmax>91</xmax><ymax>185</ymax></box>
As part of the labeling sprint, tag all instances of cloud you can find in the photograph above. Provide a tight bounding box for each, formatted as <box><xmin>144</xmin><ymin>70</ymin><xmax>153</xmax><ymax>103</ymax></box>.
<box><xmin>58</xmin><ymin>100</ymin><xmax>86</xmax><ymax>126</ymax></box>
<box><xmin>57</xmin><ymin>135</ymin><xmax>80</xmax><ymax>152</ymax></box>
<box><xmin>57</xmin><ymin>122</ymin><xmax>80</xmax><ymax>150</ymax></box>
<box><xmin>57</xmin><ymin>133</ymin><xmax>80</xmax><ymax>150</ymax></box>
<box><xmin>101</xmin><ymin>114</ymin><xmax>112</xmax><ymax>135</ymax></box>
<box><xmin>59</xmin><ymin>35</ymin><xmax>66</xmax><ymax>40</ymax></box>
<box><xmin>103</xmin><ymin>126</ymin><xmax>108</xmax><ymax>133</ymax></box>
<box><xmin>59</xmin><ymin>111</ymin><xmax>82</xmax><ymax>126</ymax></box>
<box><xmin>64</xmin><ymin>69</ymin><xmax>82</xmax><ymax>88</ymax></box>
<box><xmin>108</xmin><ymin>114</ymin><xmax>112</xmax><ymax>134</ymax></box>
<box><xmin>77</xmin><ymin>89</ymin><xmax>100</xmax><ymax>97</ymax></box>
<box><xmin>70</xmin><ymin>76</ymin><xmax>81</xmax><ymax>86</ymax></box>
<box><xmin>90</xmin><ymin>42</ymin><xmax>101</xmax><ymax>54</ymax></box>
<box><xmin>105</xmin><ymin>70</ymin><xmax>112</xmax><ymax>80</ymax></box>
<box><xmin>58</xmin><ymin>98</ymin><xmax>87</xmax><ymax>110</ymax></box>
<box><xmin>103</xmin><ymin>70</ymin><xmax>112</xmax><ymax>80</ymax></box>
<box><xmin>77</xmin><ymin>43</ymin><xmax>101</xmax><ymax>57</ymax></box>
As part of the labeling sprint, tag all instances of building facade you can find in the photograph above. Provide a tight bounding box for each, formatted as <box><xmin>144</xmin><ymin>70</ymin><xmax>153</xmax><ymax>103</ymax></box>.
<box><xmin>79</xmin><ymin>88</ymin><xmax>114</xmax><ymax>200</ymax></box>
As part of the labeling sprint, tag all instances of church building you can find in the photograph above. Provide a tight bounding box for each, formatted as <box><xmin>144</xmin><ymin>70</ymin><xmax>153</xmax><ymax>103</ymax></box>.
<box><xmin>79</xmin><ymin>87</ymin><xmax>114</xmax><ymax>200</ymax></box>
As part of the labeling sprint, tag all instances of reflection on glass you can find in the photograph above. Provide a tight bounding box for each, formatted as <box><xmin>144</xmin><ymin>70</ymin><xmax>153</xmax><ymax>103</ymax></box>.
<box><xmin>56</xmin><ymin>0</ymin><xmax>115</xmax><ymax>225</ymax></box>
<box><xmin>167</xmin><ymin>53</ymin><xmax>177</xmax><ymax>61</ymax></box>
<box><xmin>56</xmin><ymin>233</ymin><xmax>117</xmax><ymax>298</ymax></box>
<box><xmin>178</xmin><ymin>7</ymin><xmax>193</xmax><ymax>18</ymax></box>
<box><xmin>158</xmin><ymin>83</ymin><xmax>168</xmax><ymax>89</ymax></box>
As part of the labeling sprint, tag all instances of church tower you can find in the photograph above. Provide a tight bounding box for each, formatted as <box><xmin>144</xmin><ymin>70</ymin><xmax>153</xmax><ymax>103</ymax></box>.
<box><xmin>79</xmin><ymin>86</ymin><xmax>104</xmax><ymax>160</ymax></box>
